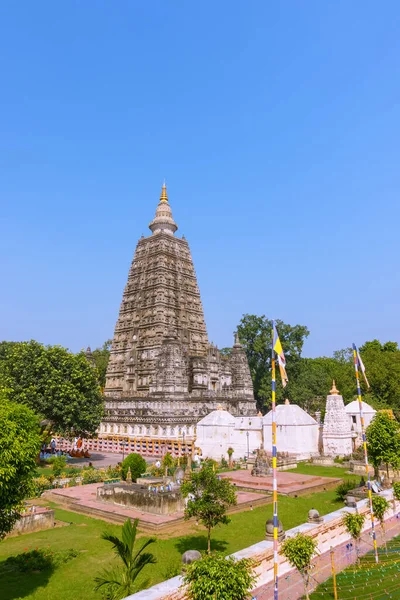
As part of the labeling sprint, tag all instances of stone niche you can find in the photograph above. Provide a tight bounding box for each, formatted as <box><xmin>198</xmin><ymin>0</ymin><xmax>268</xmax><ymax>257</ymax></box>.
<box><xmin>97</xmin><ymin>482</ymin><xmax>185</xmax><ymax>515</ymax></box>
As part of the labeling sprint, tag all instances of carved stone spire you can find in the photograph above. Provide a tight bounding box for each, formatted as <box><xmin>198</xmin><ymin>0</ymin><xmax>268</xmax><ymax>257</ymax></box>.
<box><xmin>329</xmin><ymin>380</ymin><xmax>339</xmax><ymax>395</ymax></box>
<box><xmin>149</xmin><ymin>183</ymin><xmax>178</xmax><ymax>235</ymax></box>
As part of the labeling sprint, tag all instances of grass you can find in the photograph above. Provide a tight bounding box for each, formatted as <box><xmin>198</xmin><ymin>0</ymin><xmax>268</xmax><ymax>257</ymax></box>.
<box><xmin>310</xmin><ymin>536</ymin><xmax>400</xmax><ymax>599</ymax></box>
<box><xmin>288</xmin><ymin>462</ymin><xmax>358</xmax><ymax>482</ymax></box>
<box><xmin>0</xmin><ymin>464</ymin><xmax>353</xmax><ymax>600</ymax></box>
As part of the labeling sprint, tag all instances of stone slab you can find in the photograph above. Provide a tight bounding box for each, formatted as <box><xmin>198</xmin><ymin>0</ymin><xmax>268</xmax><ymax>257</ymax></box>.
<box><xmin>219</xmin><ymin>469</ymin><xmax>341</xmax><ymax>494</ymax></box>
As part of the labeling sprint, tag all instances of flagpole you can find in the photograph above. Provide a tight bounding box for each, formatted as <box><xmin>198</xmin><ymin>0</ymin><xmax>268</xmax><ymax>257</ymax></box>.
<box><xmin>272</xmin><ymin>321</ymin><xmax>279</xmax><ymax>600</ymax></box>
<box><xmin>352</xmin><ymin>343</ymin><xmax>379</xmax><ymax>564</ymax></box>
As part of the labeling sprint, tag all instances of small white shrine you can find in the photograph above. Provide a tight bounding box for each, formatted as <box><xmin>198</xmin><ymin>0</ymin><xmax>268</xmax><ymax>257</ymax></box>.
<box><xmin>322</xmin><ymin>381</ymin><xmax>353</xmax><ymax>457</ymax></box>
<box><xmin>344</xmin><ymin>400</ymin><xmax>376</xmax><ymax>448</ymax></box>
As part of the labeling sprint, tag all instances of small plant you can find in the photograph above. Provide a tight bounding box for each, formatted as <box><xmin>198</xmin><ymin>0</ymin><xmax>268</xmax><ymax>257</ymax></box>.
<box><xmin>183</xmin><ymin>552</ymin><xmax>256</xmax><ymax>600</ymax></box>
<box><xmin>227</xmin><ymin>447</ymin><xmax>234</xmax><ymax>469</ymax></box>
<box><xmin>161</xmin><ymin>452</ymin><xmax>175</xmax><ymax>477</ymax></box>
<box><xmin>393</xmin><ymin>481</ymin><xmax>400</xmax><ymax>501</ymax></box>
<box><xmin>372</xmin><ymin>495</ymin><xmax>390</xmax><ymax>550</ymax></box>
<box><xmin>342</xmin><ymin>512</ymin><xmax>366</xmax><ymax>565</ymax></box>
<box><xmin>281</xmin><ymin>533</ymin><xmax>318</xmax><ymax>600</ymax></box>
<box><xmin>50</xmin><ymin>455</ymin><xmax>67</xmax><ymax>476</ymax></box>
<box><xmin>220</xmin><ymin>456</ymin><xmax>228</xmax><ymax>469</ymax></box>
<box><xmin>94</xmin><ymin>518</ymin><xmax>156</xmax><ymax>599</ymax></box>
<box><xmin>121</xmin><ymin>453</ymin><xmax>147</xmax><ymax>481</ymax></box>
<box><xmin>82</xmin><ymin>468</ymin><xmax>103</xmax><ymax>484</ymax></box>
<box><xmin>33</xmin><ymin>475</ymin><xmax>52</xmax><ymax>495</ymax></box>
<box><xmin>335</xmin><ymin>480</ymin><xmax>358</xmax><ymax>502</ymax></box>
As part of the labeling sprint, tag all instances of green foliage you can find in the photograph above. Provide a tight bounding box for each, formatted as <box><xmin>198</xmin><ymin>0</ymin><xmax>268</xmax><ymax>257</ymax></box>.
<box><xmin>366</xmin><ymin>412</ymin><xmax>400</xmax><ymax>473</ymax></box>
<box><xmin>335</xmin><ymin>479</ymin><xmax>359</xmax><ymax>502</ymax></box>
<box><xmin>237</xmin><ymin>314</ymin><xmax>309</xmax><ymax>410</ymax></box>
<box><xmin>1</xmin><ymin>547</ymin><xmax>78</xmax><ymax>573</ymax></box>
<box><xmin>183</xmin><ymin>552</ymin><xmax>256</xmax><ymax>600</ymax></box>
<box><xmin>181</xmin><ymin>466</ymin><xmax>237</xmax><ymax>552</ymax></box>
<box><xmin>161</xmin><ymin>452</ymin><xmax>175</xmax><ymax>476</ymax></box>
<box><xmin>82</xmin><ymin>468</ymin><xmax>103</xmax><ymax>484</ymax></box>
<box><xmin>121</xmin><ymin>453</ymin><xmax>147</xmax><ymax>482</ymax></box>
<box><xmin>220</xmin><ymin>456</ymin><xmax>228</xmax><ymax>468</ymax></box>
<box><xmin>0</xmin><ymin>391</ymin><xmax>41</xmax><ymax>538</ymax></box>
<box><xmin>393</xmin><ymin>481</ymin><xmax>400</xmax><ymax>501</ymax></box>
<box><xmin>358</xmin><ymin>340</ymin><xmax>400</xmax><ymax>412</ymax></box>
<box><xmin>50</xmin><ymin>455</ymin><xmax>67</xmax><ymax>476</ymax></box>
<box><xmin>372</xmin><ymin>495</ymin><xmax>390</xmax><ymax>524</ymax></box>
<box><xmin>33</xmin><ymin>475</ymin><xmax>52</xmax><ymax>494</ymax></box>
<box><xmin>91</xmin><ymin>340</ymin><xmax>112</xmax><ymax>389</ymax></box>
<box><xmin>281</xmin><ymin>534</ymin><xmax>318</xmax><ymax>599</ymax></box>
<box><xmin>94</xmin><ymin>518</ymin><xmax>156</xmax><ymax>600</ymax></box>
<box><xmin>342</xmin><ymin>512</ymin><xmax>365</xmax><ymax>541</ymax></box>
<box><xmin>0</xmin><ymin>340</ymin><xmax>104</xmax><ymax>435</ymax></box>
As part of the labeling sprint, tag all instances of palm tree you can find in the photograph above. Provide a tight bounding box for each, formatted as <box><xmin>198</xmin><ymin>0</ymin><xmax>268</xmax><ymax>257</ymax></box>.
<box><xmin>94</xmin><ymin>518</ymin><xmax>156</xmax><ymax>599</ymax></box>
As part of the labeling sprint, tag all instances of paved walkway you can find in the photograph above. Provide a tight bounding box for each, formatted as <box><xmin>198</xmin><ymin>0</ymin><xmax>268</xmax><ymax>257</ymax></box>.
<box><xmin>65</xmin><ymin>451</ymin><xmax>157</xmax><ymax>469</ymax></box>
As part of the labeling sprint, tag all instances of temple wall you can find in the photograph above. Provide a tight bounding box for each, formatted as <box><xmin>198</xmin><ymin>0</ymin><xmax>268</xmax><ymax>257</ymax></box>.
<box><xmin>262</xmin><ymin>423</ymin><xmax>319</xmax><ymax>459</ymax></box>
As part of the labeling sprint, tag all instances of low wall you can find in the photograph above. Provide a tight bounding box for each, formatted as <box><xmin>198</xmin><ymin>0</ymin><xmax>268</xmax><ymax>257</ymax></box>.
<box><xmin>97</xmin><ymin>483</ymin><xmax>185</xmax><ymax>515</ymax></box>
<box><xmin>124</xmin><ymin>490</ymin><xmax>400</xmax><ymax>600</ymax></box>
<box><xmin>10</xmin><ymin>508</ymin><xmax>55</xmax><ymax>536</ymax></box>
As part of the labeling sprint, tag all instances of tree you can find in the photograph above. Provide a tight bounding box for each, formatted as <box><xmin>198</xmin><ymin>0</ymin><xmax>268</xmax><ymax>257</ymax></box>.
<box><xmin>162</xmin><ymin>452</ymin><xmax>175</xmax><ymax>476</ymax></box>
<box><xmin>183</xmin><ymin>552</ymin><xmax>256</xmax><ymax>600</ymax></box>
<box><xmin>94</xmin><ymin>518</ymin><xmax>156</xmax><ymax>599</ymax></box>
<box><xmin>237</xmin><ymin>315</ymin><xmax>309</xmax><ymax>410</ymax></box>
<box><xmin>342</xmin><ymin>512</ymin><xmax>365</xmax><ymax>565</ymax></box>
<box><xmin>0</xmin><ymin>341</ymin><xmax>104</xmax><ymax>436</ymax></box>
<box><xmin>92</xmin><ymin>339</ymin><xmax>112</xmax><ymax>390</ymax></box>
<box><xmin>227</xmin><ymin>447</ymin><xmax>234</xmax><ymax>469</ymax></box>
<box><xmin>358</xmin><ymin>340</ymin><xmax>400</xmax><ymax>413</ymax></box>
<box><xmin>121</xmin><ymin>453</ymin><xmax>147</xmax><ymax>482</ymax></box>
<box><xmin>372</xmin><ymin>495</ymin><xmax>390</xmax><ymax>550</ymax></box>
<box><xmin>181</xmin><ymin>466</ymin><xmax>237</xmax><ymax>552</ymax></box>
<box><xmin>393</xmin><ymin>481</ymin><xmax>400</xmax><ymax>501</ymax></box>
<box><xmin>366</xmin><ymin>412</ymin><xmax>400</xmax><ymax>477</ymax></box>
<box><xmin>281</xmin><ymin>534</ymin><xmax>318</xmax><ymax>600</ymax></box>
<box><xmin>0</xmin><ymin>390</ymin><xmax>41</xmax><ymax>538</ymax></box>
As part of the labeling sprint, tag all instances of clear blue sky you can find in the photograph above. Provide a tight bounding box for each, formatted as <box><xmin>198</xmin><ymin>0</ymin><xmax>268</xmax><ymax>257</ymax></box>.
<box><xmin>1</xmin><ymin>1</ymin><xmax>399</xmax><ymax>357</ymax></box>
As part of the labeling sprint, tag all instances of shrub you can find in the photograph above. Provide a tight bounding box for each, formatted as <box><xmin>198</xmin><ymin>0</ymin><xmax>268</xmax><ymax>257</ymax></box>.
<box><xmin>220</xmin><ymin>456</ymin><xmax>228</xmax><ymax>468</ymax></box>
<box><xmin>121</xmin><ymin>453</ymin><xmax>147</xmax><ymax>482</ymax></box>
<box><xmin>82</xmin><ymin>468</ymin><xmax>103</xmax><ymax>484</ymax></box>
<box><xmin>33</xmin><ymin>475</ymin><xmax>52</xmax><ymax>494</ymax></box>
<box><xmin>335</xmin><ymin>480</ymin><xmax>359</xmax><ymax>502</ymax></box>
<box><xmin>393</xmin><ymin>481</ymin><xmax>400</xmax><ymax>501</ymax></box>
<box><xmin>281</xmin><ymin>534</ymin><xmax>318</xmax><ymax>600</ymax></box>
<box><xmin>50</xmin><ymin>455</ymin><xmax>67</xmax><ymax>476</ymax></box>
<box><xmin>342</xmin><ymin>512</ymin><xmax>366</xmax><ymax>564</ymax></box>
<box><xmin>183</xmin><ymin>552</ymin><xmax>255</xmax><ymax>600</ymax></box>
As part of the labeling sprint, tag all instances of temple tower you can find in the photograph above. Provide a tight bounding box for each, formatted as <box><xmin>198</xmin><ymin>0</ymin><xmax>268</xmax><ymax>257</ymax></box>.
<box><xmin>322</xmin><ymin>381</ymin><xmax>353</xmax><ymax>457</ymax></box>
<box><xmin>101</xmin><ymin>185</ymin><xmax>256</xmax><ymax>452</ymax></box>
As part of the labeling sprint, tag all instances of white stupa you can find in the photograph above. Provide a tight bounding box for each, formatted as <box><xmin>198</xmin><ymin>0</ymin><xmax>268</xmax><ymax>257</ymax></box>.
<box><xmin>263</xmin><ymin>399</ymin><xmax>319</xmax><ymax>459</ymax></box>
<box><xmin>345</xmin><ymin>400</ymin><xmax>376</xmax><ymax>448</ymax></box>
<box><xmin>323</xmin><ymin>381</ymin><xmax>353</xmax><ymax>457</ymax></box>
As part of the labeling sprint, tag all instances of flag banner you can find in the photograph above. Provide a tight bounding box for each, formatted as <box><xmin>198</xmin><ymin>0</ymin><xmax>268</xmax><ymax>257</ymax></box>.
<box><xmin>353</xmin><ymin>343</ymin><xmax>370</xmax><ymax>388</ymax></box>
<box><xmin>273</xmin><ymin>323</ymin><xmax>288</xmax><ymax>388</ymax></box>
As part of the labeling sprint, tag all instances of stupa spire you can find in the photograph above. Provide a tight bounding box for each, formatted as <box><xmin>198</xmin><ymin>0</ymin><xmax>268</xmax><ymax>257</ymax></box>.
<box><xmin>160</xmin><ymin>181</ymin><xmax>168</xmax><ymax>203</ymax></box>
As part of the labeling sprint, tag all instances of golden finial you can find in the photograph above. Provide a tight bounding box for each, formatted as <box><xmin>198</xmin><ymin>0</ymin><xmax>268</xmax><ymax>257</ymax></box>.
<box><xmin>330</xmin><ymin>380</ymin><xmax>339</xmax><ymax>395</ymax></box>
<box><xmin>217</xmin><ymin>404</ymin><xmax>223</xmax><ymax>411</ymax></box>
<box><xmin>160</xmin><ymin>181</ymin><xmax>168</xmax><ymax>203</ymax></box>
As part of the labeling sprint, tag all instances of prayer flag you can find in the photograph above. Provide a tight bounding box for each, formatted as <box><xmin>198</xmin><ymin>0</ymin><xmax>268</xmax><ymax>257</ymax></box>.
<box><xmin>273</xmin><ymin>323</ymin><xmax>289</xmax><ymax>388</ymax></box>
<box><xmin>353</xmin><ymin>343</ymin><xmax>370</xmax><ymax>388</ymax></box>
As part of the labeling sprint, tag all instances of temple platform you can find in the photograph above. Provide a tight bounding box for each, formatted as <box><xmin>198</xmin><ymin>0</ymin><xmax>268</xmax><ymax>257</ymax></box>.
<box><xmin>44</xmin><ymin>483</ymin><xmax>269</xmax><ymax>533</ymax></box>
<box><xmin>219</xmin><ymin>470</ymin><xmax>341</xmax><ymax>495</ymax></box>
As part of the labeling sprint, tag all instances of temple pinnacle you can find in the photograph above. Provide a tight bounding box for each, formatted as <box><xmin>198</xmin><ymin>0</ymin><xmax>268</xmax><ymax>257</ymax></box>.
<box><xmin>160</xmin><ymin>181</ymin><xmax>168</xmax><ymax>203</ymax></box>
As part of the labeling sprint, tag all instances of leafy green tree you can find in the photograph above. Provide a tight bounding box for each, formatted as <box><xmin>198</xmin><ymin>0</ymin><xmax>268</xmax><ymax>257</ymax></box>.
<box><xmin>281</xmin><ymin>533</ymin><xmax>318</xmax><ymax>600</ymax></box>
<box><xmin>181</xmin><ymin>466</ymin><xmax>237</xmax><ymax>552</ymax></box>
<box><xmin>358</xmin><ymin>340</ymin><xmax>400</xmax><ymax>412</ymax></box>
<box><xmin>0</xmin><ymin>341</ymin><xmax>104</xmax><ymax>436</ymax></box>
<box><xmin>372</xmin><ymin>495</ymin><xmax>390</xmax><ymax>550</ymax></box>
<box><xmin>92</xmin><ymin>339</ymin><xmax>112</xmax><ymax>390</ymax></box>
<box><xmin>121</xmin><ymin>453</ymin><xmax>147</xmax><ymax>482</ymax></box>
<box><xmin>183</xmin><ymin>552</ymin><xmax>256</xmax><ymax>600</ymax></box>
<box><xmin>342</xmin><ymin>512</ymin><xmax>366</xmax><ymax>565</ymax></box>
<box><xmin>393</xmin><ymin>481</ymin><xmax>400</xmax><ymax>501</ymax></box>
<box><xmin>366</xmin><ymin>412</ymin><xmax>400</xmax><ymax>477</ymax></box>
<box><xmin>162</xmin><ymin>452</ymin><xmax>175</xmax><ymax>476</ymax></box>
<box><xmin>95</xmin><ymin>518</ymin><xmax>156</xmax><ymax>599</ymax></box>
<box><xmin>237</xmin><ymin>314</ymin><xmax>309</xmax><ymax>410</ymax></box>
<box><xmin>0</xmin><ymin>390</ymin><xmax>41</xmax><ymax>538</ymax></box>
<box><xmin>227</xmin><ymin>447</ymin><xmax>234</xmax><ymax>469</ymax></box>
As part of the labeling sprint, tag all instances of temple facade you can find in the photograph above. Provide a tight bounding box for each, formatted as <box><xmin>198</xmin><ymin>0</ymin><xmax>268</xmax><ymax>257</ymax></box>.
<box><xmin>99</xmin><ymin>184</ymin><xmax>256</xmax><ymax>454</ymax></box>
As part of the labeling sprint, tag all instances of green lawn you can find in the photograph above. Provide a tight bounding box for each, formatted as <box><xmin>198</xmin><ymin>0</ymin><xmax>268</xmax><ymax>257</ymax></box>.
<box><xmin>0</xmin><ymin>481</ymin><xmax>346</xmax><ymax>600</ymax></box>
<box><xmin>310</xmin><ymin>536</ymin><xmax>400</xmax><ymax>599</ymax></box>
<box><xmin>288</xmin><ymin>462</ymin><xmax>358</xmax><ymax>482</ymax></box>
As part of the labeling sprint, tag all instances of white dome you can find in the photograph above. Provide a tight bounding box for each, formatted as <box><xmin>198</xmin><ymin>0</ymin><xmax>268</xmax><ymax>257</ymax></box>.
<box><xmin>263</xmin><ymin>403</ymin><xmax>317</xmax><ymax>426</ymax></box>
<box><xmin>345</xmin><ymin>400</ymin><xmax>376</xmax><ymax>414</ymax></box>
<box><xmin>197</xmin><ymin>409</ymin><xmax>236</xmax><ymax>427</ymax></box>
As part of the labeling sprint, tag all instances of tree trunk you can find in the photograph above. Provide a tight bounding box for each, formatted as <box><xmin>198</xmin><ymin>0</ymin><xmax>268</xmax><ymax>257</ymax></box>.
<box><xmin>303</xmin><ymin>574</ymin><xmax>310</xmax><ymax>600</ymax></box>
<box><xmin>207</xmin><ymin>528</ymin><xmax>211</xmax><ymax>553</ymax></box>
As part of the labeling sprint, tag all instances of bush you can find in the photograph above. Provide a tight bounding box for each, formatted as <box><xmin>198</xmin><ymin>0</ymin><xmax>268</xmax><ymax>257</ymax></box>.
<box><xmin>50</xmin><ymin>455</ymin><xmax>67</xmax><ymax>476</ymax></box>
<box><xmin>121</xmin><ymin>453</ymin><xmax>147</xmax><ymax>482</ymax></box>
<box><xmin>33</xmin><ymin>475</ymin><xmax>52</xmax><ymax>495</ymax></box>
<box><xmin>335</xmin><ymin>479</ymin><xmax>359</xmax><ymax>502</ymax></box>
<box><xmin>82</xmin><ymin>468</ymin><xmax>103</xmax><ymax>484</ymax></box>
<box><xmin>393</xmin><ymin>481</ymin><xmax>400</xmax><ymax>501</ymax></box>
<box><xmin>183</xmin><ymin>552</ymin><xmax>255</xmax><ymax>600</ymax></box>
<box><xmin>220</xmin><ymin>456</ymin><xmax>228</xmax><ymax>468</ymax></box>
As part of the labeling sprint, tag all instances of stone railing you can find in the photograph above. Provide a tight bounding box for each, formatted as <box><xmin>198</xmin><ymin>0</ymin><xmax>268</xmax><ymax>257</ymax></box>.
<box><xmin>123</xmin><ymin>489</ymin><xmax>400</xmax><ymax>600</ymax></box>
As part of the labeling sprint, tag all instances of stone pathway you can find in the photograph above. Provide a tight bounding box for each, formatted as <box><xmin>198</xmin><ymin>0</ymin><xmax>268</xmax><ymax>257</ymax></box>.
<box><xmin>220</xmin><ymin>470</ymin><xmax>341</xmax><ymax>494</ymax></box>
